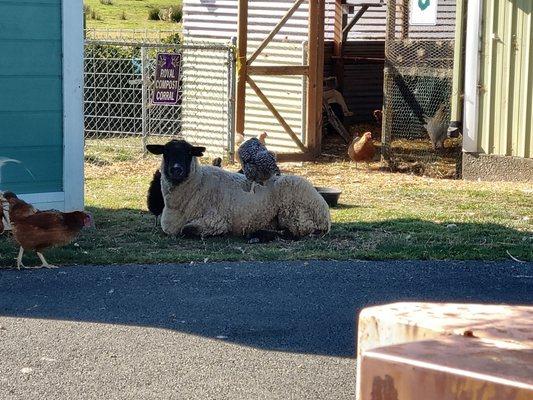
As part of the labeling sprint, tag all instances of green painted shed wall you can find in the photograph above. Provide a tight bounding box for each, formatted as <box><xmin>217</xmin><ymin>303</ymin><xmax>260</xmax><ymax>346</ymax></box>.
<box><xmin>477</xmin><ymin>0</ymin><xmax>533</xmax><ymax>158</ymax></box>
<box><xmin>0</xmin><ymin>0</ymin><xmax>63</xmax><ymax>194</ymax></box>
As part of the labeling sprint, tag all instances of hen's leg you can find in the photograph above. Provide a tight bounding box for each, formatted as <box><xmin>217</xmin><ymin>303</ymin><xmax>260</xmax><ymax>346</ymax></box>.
<box><xmin>15</xmin><ymin>247</ymin><xmax>26</xmax><ymax>270</ymax></box>
<box><xmin>35</xmin><ymin>252</ymin><xmax>58</xmax><ymax>269</ymax></box>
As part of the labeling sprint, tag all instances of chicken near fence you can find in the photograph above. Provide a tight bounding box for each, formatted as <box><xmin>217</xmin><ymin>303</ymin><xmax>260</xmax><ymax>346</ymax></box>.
<box><xmin>348</xmin><ymin>132</ymin><xmax>376</xmax><ymax>165</ymax></box>
<box><xmin>1</xmin><ymin>192</ymin><xmax>94</xmax><ymax>269</ymax></box>
<box><xmin>423</xmin><ymin>103</ymin><xmax>448</xmax><ymax>151</ymax></box>
<box><xmin>238</xmin><ymin>136</ymin><xmax>280</xmax><ymax>192</ymax></box>
<box><xmin>234</xmin><ymin>131</ymin><xmax>268</xmax><ymax>166</ymax></box>
<box><xmin>236</xmin><ymin>132</ymin><xmax>270</xmax><ymax>174</ymax></box>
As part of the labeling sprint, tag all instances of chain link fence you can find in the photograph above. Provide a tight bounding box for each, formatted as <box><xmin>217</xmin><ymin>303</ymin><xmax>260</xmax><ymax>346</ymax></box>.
<box><xmin>381</xmin><ymin>1</ymin><xmax>461</xmax><ymax>178</ymax></box>
<box><xmin>84</xmin><ymin>30</ymin><xmax>236</xmax><ymax>163</ymax></box>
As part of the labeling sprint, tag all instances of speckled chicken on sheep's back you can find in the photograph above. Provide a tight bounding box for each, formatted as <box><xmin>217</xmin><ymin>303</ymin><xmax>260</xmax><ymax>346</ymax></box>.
<box><xmin>238</xmin><ymin>137</ymin><xmax>280</xmax><ymax>187</ymax></box>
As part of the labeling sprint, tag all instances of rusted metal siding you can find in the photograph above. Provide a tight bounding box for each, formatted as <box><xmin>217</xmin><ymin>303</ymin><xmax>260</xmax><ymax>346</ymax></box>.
<box><xmin>477</xmin><ymin>0</ymin><xmax>533</xmax><ymax>158</ymax></box>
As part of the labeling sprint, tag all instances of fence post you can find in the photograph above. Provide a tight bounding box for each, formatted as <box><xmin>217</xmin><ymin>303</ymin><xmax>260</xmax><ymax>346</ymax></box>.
<box><xmin>381</xmin><ymin>0</ymin><xmax>396</xmax><ymax>164</ymax></box>
<box><xmin>227</xmin><ymin>37</ymin><xmax>237</xmax><ymax>163</ymax></box>
<box><xmin>141</xmin><ymin>45</ymin><xmax>148</xmax><ymax>153</ymax></box>
<box><xmin>301</xmin><ymin>40</ymin><xmax>308</xmax><ymax>144</ymax></box>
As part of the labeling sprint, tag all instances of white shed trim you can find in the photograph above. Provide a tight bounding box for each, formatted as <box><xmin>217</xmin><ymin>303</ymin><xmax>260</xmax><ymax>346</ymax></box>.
<box><xmin>463</xmin><ymin>0</ymin><xmax>483</xmax><ymax>153</ymax></box>
<box><xmin>62</xmin><ymin>0</ymin><xmax>85</xmax><ymax>211</ymax></box>
<box><xmin>1</xmin><ymin>192</ymin><xmax>65</xmax><ymax>230</ymax></box>
<box><xmin>20</xmin><ymin>192</ymin><xmax>65</xmax><ymax>211</ymax></box>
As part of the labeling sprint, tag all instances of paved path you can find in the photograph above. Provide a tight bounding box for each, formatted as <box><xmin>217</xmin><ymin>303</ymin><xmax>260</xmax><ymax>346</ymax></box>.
<box><xmin>0</xmin><ymin>261</ymin><xmax>532</xmax><ymax>399</ymax></box>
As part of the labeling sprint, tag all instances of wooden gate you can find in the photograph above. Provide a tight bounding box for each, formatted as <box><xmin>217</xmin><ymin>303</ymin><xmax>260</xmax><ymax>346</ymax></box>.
<box><xmin>235</xmin><ymin>0</ymin><xmax>325</xmax><ymax>160</ymax></box>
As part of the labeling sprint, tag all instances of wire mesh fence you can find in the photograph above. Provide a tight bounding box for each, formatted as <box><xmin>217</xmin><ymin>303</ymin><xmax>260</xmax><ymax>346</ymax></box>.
<box><xmin>84</xmin><ymin>30</ymin><xmax>236</xmax><ymax>163</ymax></box>
<box><xmin>381</xmin><ymin>0</ymin><xmax>461</xmax><ymax>178</ymax></box>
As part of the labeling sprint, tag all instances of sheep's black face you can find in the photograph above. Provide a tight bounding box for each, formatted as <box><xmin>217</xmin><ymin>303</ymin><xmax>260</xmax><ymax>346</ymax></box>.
<box><xmin>146</xmin><ymin>140</ymin><xmax>205</xmax><ymax>185</ymax></box>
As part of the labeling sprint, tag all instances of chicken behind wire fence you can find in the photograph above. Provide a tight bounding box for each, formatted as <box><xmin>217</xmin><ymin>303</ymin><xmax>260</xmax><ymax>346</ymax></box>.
<box><xmin>382</xmin><ymin>4</ymin><xmax>461</xmax><ymax>178</ymax></box>
<box><xmin>423</xmin><ymin>103</ymin><xmax>448</xmax><ymax>150</ymax></box>
<box><xmin>382</xmin><ymin>40</ymin><xmax>461</xmax><ymax>176</ymax></box>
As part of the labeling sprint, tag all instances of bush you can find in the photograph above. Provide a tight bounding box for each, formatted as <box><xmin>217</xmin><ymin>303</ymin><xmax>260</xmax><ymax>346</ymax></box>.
<box><xmin>83</xmin><ymin>4</ymin><xmax>91</xmax><ymax>14</ymax></box>
<box><xmin>162</xmin><ymin>32</ymin><xmax>182</xmax><ymax>45</ymax></box>
<box><xmin>148</xmin><ymin>7</ymin><xmax>161</xmax><ymax>21</ymax></box>
<box><xmin>170</xmin><ymin>5</ymin><xmax>183</xmax><ymax>23</ymax></box>
<box><xmin>99</xmin><ymin>0</ymin><xmax>113</xmax><ymax>5</ymax></box>
<box><xmin>90</xmin><ymin>10</ymin><xmax>103</xmax><ymax>20</ymax></box>
<box><xmin>119</xmin><ymin>10</ymin><xmax>127</xmax><ymax>20</ymax></box>
<box><xmin>85</xmin><ymin>44</ymin><xmax>141</xmax><ymax>61</ymax></box>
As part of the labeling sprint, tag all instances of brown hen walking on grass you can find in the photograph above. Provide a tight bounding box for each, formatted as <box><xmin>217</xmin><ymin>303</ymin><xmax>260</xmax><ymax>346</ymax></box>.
<box><xmin>1</xmin><ymin>192</ymin><xmax>94</xmax><ymax>269</ymax></box>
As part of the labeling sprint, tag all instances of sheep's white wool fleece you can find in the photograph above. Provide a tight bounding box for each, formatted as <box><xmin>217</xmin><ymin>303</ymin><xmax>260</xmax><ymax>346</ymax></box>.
<box><xmin>160</xmin><ymin>158</ymin><xmax>331</xmax><ymax>237</ymax></box>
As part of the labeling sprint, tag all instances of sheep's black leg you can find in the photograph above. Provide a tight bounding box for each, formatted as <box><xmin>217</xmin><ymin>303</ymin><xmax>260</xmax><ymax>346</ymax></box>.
<box><xmin>279</xmin><ymin>230</ymin><xmax>299</xmax><ymax>241</ymax></box>
<box><xmin>247</xmin><ymin>230</ymin><xmax>279</xmax><ymax>244</ymax></box>
<box><xmin>181</xmin><ymin>224</ymin><xmax>202</xmax><ymax>238</ymax></box>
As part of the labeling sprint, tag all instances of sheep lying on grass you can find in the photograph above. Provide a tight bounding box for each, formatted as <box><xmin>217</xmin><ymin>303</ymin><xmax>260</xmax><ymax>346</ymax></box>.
<box><xmin>146</xmin><ymin>140</ymin><xmax>331</xmax><ymax>239</ymax></box>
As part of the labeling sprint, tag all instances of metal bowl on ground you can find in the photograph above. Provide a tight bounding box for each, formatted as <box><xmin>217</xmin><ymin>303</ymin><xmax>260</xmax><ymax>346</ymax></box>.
<box><xmin>314</xmin><ymin>187</ymin><xmax>342</xmax><ymax>207</ymax></box>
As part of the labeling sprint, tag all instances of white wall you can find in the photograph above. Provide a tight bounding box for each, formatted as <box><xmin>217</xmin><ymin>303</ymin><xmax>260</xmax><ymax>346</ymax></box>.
<box><xmin>62</xmin><ymin>0</ymin><xmax>85</xmax><ymax>211</ymax></box>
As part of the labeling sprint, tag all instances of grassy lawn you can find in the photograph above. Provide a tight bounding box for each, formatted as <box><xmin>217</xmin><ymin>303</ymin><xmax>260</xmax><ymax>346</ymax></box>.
<box><xmin>1</xmin><ymin>143</ymin><xmax>531</xmax><ymax>267</ymax></box>
<box><xmin>84</xmin><ymin>0</ymin><xmax>182</xmax><ymax>31</ymax></box>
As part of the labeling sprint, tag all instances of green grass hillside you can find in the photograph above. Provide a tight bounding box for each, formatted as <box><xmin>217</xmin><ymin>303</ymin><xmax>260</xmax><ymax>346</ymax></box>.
<box><xmin>84</xmin><ymin>0</ymin><xmax>182</xmax><ymax>30</ymax></box>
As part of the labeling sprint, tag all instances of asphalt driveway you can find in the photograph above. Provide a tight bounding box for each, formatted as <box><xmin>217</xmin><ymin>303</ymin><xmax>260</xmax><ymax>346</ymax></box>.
<box><xmin>0</xmin><ymin>260</ymin><xmax>532</xmax><ymax>399</ymax></box>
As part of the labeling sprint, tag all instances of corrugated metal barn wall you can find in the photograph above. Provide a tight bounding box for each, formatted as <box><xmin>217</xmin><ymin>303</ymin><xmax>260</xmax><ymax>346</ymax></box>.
<box><xmin>183</xmin><ymin>0</ymin><xmax>388</xmax><ymax>42</ymax></box>
<box><xmin>182</xmin><ymin>1</ymin><xmax>457</xmax><ymax>148</ymax></box>
<box><xmin>477</xmin><ymin>0</ymin><xmax>533</xmax><ymax>158</ymax></box>
<box><xmin>395</xmin><ymin>0</ymin><xmax>456</xmax><ymax>39</ymax></box>
<box><xmin>183</xmin><ymin>0</ymin><xmax>312</xmax><ymax>153</ymax></box>
<box><xmin>182</xmin><ymin>0</ymin><xmax>389</xmax><ymax>152</ymax></box>
<box><xmin>326</xmin><ymin>0</ymin><xmax>458</xmax><ymax>41</ymax></box>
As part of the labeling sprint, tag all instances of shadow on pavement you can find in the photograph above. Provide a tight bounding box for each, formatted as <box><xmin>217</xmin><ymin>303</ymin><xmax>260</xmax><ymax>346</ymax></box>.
<box><xmin>0</xmin><ymin>260</ymin><xmax>532</xmax><ymax>357</ymax></box>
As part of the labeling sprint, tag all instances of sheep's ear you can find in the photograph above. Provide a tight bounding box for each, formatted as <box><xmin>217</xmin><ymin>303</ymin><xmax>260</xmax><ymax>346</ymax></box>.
<box><xmin>191</xmin><ymin>146</ymin><xmax>206</xmax><ymax>157</ymax></box>
<box><xmin>146</xmin><ymin>144</ymin><xmax>164</xmax><ymax>155</ymax></box>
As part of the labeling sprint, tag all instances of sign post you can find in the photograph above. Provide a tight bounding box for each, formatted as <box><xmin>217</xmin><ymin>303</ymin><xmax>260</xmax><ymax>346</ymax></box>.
<box><xmin>152</xmin><ymin>53</ymin><xmax>181</xmax><ymax>105</ymax></box>
<box><xmin>409</xmin><ymin>0</ymin><xmax>438</xmax><ymax>26</ymax></box>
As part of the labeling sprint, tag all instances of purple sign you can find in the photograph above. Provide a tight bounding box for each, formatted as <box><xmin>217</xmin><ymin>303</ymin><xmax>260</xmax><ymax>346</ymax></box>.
<box><xmin>152</xmin><ymin>53</ymin><xmax>181</xmax><ymax>105</ymax></box>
